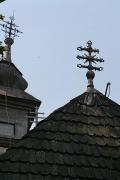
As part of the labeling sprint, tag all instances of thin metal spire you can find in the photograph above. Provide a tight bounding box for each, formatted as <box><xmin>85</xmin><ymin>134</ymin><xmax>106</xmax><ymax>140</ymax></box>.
<box><xmin>76</xmin><ymin>40</ymin><xmax>104</xmax><ymax>89</ymax></box>
<box><xmin>0</xmin><ymin>15</ymin><xmax>22</xmax><ymax>62</ymax></box>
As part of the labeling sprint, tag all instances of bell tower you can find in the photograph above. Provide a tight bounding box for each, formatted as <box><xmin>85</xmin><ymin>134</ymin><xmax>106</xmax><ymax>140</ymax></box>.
<box><xmin>0</xmin><ymin>16</ymin><xmax>41</xmax><ymax>154</ymax></box>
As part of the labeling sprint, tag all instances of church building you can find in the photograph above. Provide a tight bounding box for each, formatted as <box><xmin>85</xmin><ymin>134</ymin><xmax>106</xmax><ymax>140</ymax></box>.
<box><xmin>0</xmin><ymin>40</ymin><xmax>120</xmax><ymax>180</ymax></box>
<box><xmin>0</xmin><ymin>16</ymin><xmax>41</xmax><ymax>154</ymax></box>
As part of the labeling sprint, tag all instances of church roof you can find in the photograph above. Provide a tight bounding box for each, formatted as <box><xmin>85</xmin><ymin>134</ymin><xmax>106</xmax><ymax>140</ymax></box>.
<box><xmin>0</xmin><ymin>60</ymin><xmax>28</xmax><ymax>91</ymax></box>
<box><xmin>0</xmin><ymin>89</ymin><xmax>120</xmax><ymax>180</ymax></box>
<box><xmin>0</xmin><ymin>61</ymin><xmax>41</xmax><ymax>107</ymax></box>
<box><xmin>0</xmin><ymin>86</ymin><xmax>41</xmax><ymax>104</ymax></box>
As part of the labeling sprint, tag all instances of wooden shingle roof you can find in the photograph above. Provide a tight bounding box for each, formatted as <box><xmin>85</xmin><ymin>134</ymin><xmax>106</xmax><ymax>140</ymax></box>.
<box><xmin>0</xmin><ymin>89</ymin><xmax>120</xmax><ymax>180</ymax></box>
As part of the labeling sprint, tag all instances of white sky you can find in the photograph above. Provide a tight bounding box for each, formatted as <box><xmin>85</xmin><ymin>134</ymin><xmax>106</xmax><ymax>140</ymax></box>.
<box><xmin>0</xmin><ymin>0</ymin><xmax>120</xmax><ymax>116</ymax></box>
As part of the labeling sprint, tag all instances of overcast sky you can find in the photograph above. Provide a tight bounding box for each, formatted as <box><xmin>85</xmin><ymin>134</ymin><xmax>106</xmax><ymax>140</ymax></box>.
<box><xmin>0</xmin><ymin>0</ymin><xmax>120</xmax><ymax>116</ymax></box>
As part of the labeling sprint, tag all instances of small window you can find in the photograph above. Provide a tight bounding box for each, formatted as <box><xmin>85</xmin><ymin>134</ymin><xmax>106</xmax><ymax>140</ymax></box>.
<box><xmin>0</xmin><ymin>122</ymin><xmax>15</xmax><ymax>137</ymax></box>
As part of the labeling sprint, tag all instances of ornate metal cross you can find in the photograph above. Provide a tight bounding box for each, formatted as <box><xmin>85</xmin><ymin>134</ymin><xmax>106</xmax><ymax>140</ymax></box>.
<box><xmin>0</xmin><ymin>15</ymin><xmax>23</xmax><ymax>62</ymax></box>
<box><xmin>76</xmin><ymin>40</ymin><xmax>104</xmax><ymax>71</ymax></box>
<box><xmin>0</xmin><ymin>16</ymin><xmax>22</xmax><ymax>39</ymax></box>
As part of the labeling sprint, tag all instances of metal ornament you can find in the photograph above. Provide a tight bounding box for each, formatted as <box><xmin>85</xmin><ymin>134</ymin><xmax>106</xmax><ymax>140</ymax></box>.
<box><xmin>77</xmin><ymin>40</ymin><xmax>104</xmax><ymax>71</ymax></box>
<box><xmin>76</xmin><ymin>41</ymin><xmax>104</xmax><ymax>88</ymax></box>
<box><xmin>0</xmin><ymin>15</ymin><xmax>22</xmax><ymax>62</ymax></box>
<box><xmin>0</xmin><ymin>15</ymin><xmax>22</xmax><ymax>39</ymax></box>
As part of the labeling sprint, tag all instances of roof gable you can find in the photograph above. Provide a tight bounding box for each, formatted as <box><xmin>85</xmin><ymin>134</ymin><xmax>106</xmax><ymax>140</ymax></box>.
<box><xmin>0</xmin><ymin>90</ymin><xmax>120</xmax><ymax>179</ymax></box>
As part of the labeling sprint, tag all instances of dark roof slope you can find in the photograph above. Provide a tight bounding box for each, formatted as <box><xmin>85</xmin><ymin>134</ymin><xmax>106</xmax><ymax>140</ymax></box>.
<box><xmin>0</xmin><ymin>87</ymin><xmax>41</xmax><ymax>104</ymax></box>
<box><xmin>0</xmin><ymin>89</ymin><xmax>120</xmax><ymax>180</ymax></box>
<box><xmin>0</xmin><ymin>60</ymin><xmax>28</xmax><ymax>91</ymax></box>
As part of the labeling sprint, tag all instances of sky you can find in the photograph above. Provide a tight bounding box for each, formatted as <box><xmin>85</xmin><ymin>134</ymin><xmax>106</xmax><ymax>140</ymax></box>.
<box><xmin>0</xmin><ymin>0</ymin><xmax>120</xmax><ymax>117</ymax></box>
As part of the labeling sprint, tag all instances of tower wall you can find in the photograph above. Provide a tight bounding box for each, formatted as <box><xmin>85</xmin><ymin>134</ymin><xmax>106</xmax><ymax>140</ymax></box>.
<box><xmin>0</xmin><ymin>92</ymin><xmax>41</xmax><ymax>155</ymax></box>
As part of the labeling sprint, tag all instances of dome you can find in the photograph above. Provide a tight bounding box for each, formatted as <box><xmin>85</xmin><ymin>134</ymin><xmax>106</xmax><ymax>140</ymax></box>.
<box><xmin>0</xmin><ymin>60</ymin><xmax>28</xmax><ymax>90</ymax></box>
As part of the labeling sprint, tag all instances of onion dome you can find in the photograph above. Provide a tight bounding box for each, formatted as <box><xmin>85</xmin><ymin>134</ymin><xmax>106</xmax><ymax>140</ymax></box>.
<box><xmin>0</xmin><ymin>60</ymin><xmax>28</xmax><ymax>90</ymax></box>
<box><xmin>0</xmin><ymin>16</ymin><xmax>28</xmax><ymax>90</ymax></box>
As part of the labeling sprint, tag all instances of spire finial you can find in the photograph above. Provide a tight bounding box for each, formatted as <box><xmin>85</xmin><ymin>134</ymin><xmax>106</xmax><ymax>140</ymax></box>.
<box><xmin>0</xmin><ymin>15</ymin><xmax>23</xmax><ymax>62</ymax></box>
<box><xmin>76</xmin><ymin>40</ymin><xmax>104</xmax><ymax>89</ymax></box>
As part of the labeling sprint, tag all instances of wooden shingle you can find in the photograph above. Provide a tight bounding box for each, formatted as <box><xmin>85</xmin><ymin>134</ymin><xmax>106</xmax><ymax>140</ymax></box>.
<box><xmin>0</xmin><ymin>89</ymin><xmax>120</xmax><ymax>179</ymax></box>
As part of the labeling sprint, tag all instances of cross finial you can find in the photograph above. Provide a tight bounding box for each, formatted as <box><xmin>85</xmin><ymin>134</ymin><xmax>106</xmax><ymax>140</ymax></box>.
<box><xmin>0</xmin><ymin>15</ymin><xmax>23</xmax><ymax>62</ymax></box>
<box><xmin>76</xmin><ymin>41</ymin><xmax>104</xmax><ymax>89</ymax></box>
<box><xmin>1</xmin><ymin>15</ymin><xmax>22</xmax><ymax>40</ymax></box>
